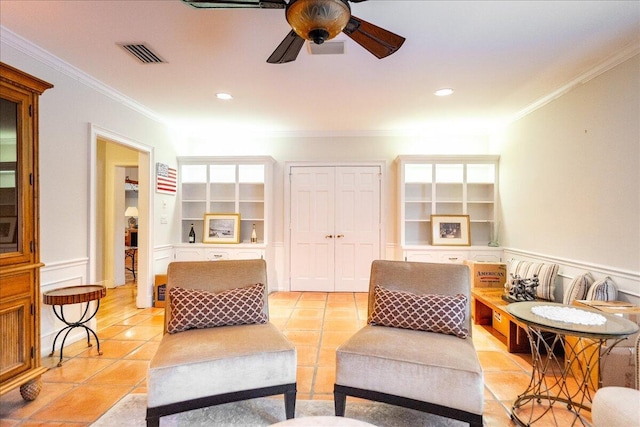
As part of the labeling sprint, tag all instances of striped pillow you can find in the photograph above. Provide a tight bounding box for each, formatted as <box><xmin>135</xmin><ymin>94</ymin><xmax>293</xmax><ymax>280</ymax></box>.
<box><xmin>563</xmin><ymin>273</ymin><xmax>594</xmax><ymax>305</ymax></box>
<box><xmin>510</xmin><ymin>260</ymin><xmax>559</xmax><ymax>301</ymax></box>
<box><xmin>585</xmin><ymin>276</ymin><xmax>618</xmax><ymax>301</ymax></box>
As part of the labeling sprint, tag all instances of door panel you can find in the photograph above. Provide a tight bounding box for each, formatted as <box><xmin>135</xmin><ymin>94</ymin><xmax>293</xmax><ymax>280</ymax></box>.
<box><xmin>290</xmin><ymin>166</ymin><xmax>381</xmax><ymax>292</ymax></box>
<box><xmin>335</xmin><ymin>167</ymin><xmax>380</xmax><ymax>292</ymax></box>
<box><xmin>290</xmin><ymin>168</ymin><xmax>335</xmax><ymax>291</ymax></box>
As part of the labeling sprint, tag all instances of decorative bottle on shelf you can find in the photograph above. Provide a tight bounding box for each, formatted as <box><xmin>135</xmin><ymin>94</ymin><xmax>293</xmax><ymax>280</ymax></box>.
<box><xmin>188</xmin><ymin>224</ymin><xmax>196</xmax><ymax>243</ymax></box>
<box><xmin>251</xmin><ymin>224</ymin><xmax>257</xmax><ymax>243</ymax></box>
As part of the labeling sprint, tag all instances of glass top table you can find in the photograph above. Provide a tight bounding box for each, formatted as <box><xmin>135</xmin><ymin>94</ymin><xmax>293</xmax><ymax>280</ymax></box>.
<box><xmin>506</xmin><ymin>301</ymin><xmax>639</xmax><ymax>426</ymax></box>
<box><xmin>507</xmin><ymin>301</ymin><xmax>639</xmax><ymax>339</ymax></box>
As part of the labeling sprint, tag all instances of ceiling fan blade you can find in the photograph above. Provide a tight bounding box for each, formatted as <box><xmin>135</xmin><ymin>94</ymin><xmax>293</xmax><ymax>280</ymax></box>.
<box><xmin>267</xmin><ymin>30</ymin><xmax>306</xmax><ymax>64</ymax></box>
<box><xmin>343</xmin><ymin>15</ymin><xmax>405</xmax><ymax>59</ymax></box>
<box><xmin>181</xmin><ymin>0</ymin><xmax>285</xmax><ymax>9</ymax></box>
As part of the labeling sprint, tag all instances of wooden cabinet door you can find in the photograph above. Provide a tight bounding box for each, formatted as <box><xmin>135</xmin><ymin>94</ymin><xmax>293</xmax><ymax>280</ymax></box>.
<box><xmin>0</xmin><ymin>295</ymin><xmax>33</xmax><ymax>383</ymax></box>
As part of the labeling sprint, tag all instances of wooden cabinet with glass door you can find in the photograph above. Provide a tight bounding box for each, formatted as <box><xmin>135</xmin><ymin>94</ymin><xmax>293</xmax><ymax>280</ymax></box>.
<box><xmin>0</xmin><ymin>63</ymin><xmax>52</xmax><ymax>401</ymax></box>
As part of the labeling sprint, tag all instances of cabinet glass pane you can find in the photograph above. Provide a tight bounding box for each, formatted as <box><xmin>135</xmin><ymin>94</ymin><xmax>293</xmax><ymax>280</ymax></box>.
<box><xmin>405</xmin><ymin>164</ymin><xmax>432</xmax><ymax>183</ymax></box>
<box><xmin>405</xmin><ymin>183</ymin><xmax>431</xmax><ymax>201</ymax></box>
<box><xmin>181</xmin><ymin>183</ymin><xmax>206</xmax><ymax>200</ymax></box>
<box><xmin>181</xmin><ymin>165</ymin><xmax>207</xmax><ymax>183</ymax></box>
<box><xmin>435</xmin><ymin>164</ymin><xmax>463</xmax><ymax>183</ymax></box>
<box><xmin>405</xmin><ymin>202</ymin><xmax>431</xmax><ymax>220</ymax></box>
<box><xmin>0</xmin><ymin>98</ymin><xmax>19</xmax><ymax>253</ymax></box>
<box><xmin>239</xmin><ymin>164</ymin><xmax>264</xmax><ymax>183</ymax></box>
<box><xmin>467</xmin><ymin>164</ymin><xmax>495</xmax><ymax>183</ymax></box>
<box><xmin>404</xmin><ymin>221</ymin><xmax>431</xmax><ymax>245</ymax></box>
<box><xmin>239</xmin><ymin>183</ymin><xmax>264</xmax><ymax>200</ymax></box>
<box><xmin>210</xmin><ymin>164</ymin><xmax>236</xmax><ymax>183</ymax></box>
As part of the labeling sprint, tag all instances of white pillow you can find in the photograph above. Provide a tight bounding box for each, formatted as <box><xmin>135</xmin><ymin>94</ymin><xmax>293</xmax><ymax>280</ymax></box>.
<box><xmin>563</xmin><ymin>273</ymin><xmax>594</xmax><ymax>305</ymax></box>
<box><xmin>585</xmin><ymin>276</ymin><xmax>617</xmax><ymax>301</ymax></box>
<box><xmin>510</xmin><ymin>260</ymin><xmax>559</xmax><ymax>301</ymax></box>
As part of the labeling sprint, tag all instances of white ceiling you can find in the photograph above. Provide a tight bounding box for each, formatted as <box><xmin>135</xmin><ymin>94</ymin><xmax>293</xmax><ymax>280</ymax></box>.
<box><xmin>1</xmin><ymin>1</ymin><xmax>639</xmax><ymax>137</ymax></box>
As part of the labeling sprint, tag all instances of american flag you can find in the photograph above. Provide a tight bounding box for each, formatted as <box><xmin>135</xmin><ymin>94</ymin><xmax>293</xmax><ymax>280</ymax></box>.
<box><xmin>156</xmin><ymin>163</ymin><xmax>177</xmax><ymax>195</ymax></box>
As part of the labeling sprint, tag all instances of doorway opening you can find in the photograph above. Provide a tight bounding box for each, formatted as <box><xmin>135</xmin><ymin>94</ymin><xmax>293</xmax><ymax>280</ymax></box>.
<box><xmin>90</xmin><ymin>125</ymin><xmax>152</xmax><ymax>308</ymax></box>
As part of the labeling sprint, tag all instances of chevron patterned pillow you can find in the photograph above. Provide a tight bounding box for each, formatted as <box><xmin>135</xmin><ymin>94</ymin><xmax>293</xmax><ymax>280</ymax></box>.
<box><xmin>167</xmin><ymin>283</ymin><xmax>267</xmax><ymax>334</ymax></box>
<box><xmin>368</xmin><ymin>285</ymin><xmax>469</xmax><ymax>338</ymax></box>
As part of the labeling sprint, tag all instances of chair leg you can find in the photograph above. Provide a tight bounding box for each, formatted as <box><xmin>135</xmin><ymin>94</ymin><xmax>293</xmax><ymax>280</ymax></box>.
<box><xmin>146</xmin><ymin>415</ymin><xmax>159</xmax><ymax>427</ymax></box>
<box><xmin>334</xmin><ymin>389</ymin><xmax>347</xmax><ymax>416</ymax></box>
<box><xmin>284</xmin><ymin>389</ymin><xmax>296</xmax><ymax>419</ymax></box>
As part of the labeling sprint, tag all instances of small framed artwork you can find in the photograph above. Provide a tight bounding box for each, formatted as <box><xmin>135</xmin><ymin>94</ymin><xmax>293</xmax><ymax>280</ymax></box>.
<box><xmin>431</xmin><ymin>215</ymin><xmax>471</xmax><ymax>246</ymax></box>
<box><xmin>0</xmin><ymin>217</ymin><xmax>17</xmax><ymax>243</ymax></box>
<box><xmin>203</xmin><ymin>213</ymin><xmax>240</xmax><ymax>244</ymax></box>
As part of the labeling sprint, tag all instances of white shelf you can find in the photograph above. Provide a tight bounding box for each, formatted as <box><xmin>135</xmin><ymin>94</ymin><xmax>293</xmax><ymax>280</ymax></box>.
<box><xmin>398</xmin><ymin>155</ymin><xmax>500</xmax><ymax>249</ymax></box>
<box><xmin>178</xmin><ymin>157</ymin><xmax>274</xmax><ymax>251</ymax></box>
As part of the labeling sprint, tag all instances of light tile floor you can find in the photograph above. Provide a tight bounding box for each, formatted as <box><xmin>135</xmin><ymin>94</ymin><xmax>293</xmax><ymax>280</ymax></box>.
<box><xmin>0</xmin><ymin>287</ymin><xmax>590</xmax><ymax>426</ymax></box>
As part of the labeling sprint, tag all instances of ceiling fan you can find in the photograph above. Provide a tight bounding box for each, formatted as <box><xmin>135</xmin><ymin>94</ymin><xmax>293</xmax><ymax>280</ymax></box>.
<box><xmin>181</xmin><ymin>0</ymin><xmax>405</xmax><ymax>64</ymax></box>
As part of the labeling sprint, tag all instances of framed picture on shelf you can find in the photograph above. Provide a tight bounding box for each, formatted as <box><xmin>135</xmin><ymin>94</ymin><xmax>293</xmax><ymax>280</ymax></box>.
<box><xmin>0</xmin><ymin>217</ymin><xmax>17</xmax><ymax>243</ymax></box>
<box><xmin>203</xmin><ymin>213</ymin><xmax>240</xmax><ymax>244</ymax></box>
<box><xmin>431</xmin><ymin>214</ymin><xmax>471</xmax><ymax>246</ymax></box>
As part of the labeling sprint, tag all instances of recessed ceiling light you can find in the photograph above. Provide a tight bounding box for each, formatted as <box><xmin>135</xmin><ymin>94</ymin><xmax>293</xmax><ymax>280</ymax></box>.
<box><xmin>216</xmin><ymin>92</ymin><xmax>233</xmax><ymax>100</ymax></box>
<box><xmin>434</xmin><ymin>88</ymin><xmax>454</xmax><ymax>97</ymax></box>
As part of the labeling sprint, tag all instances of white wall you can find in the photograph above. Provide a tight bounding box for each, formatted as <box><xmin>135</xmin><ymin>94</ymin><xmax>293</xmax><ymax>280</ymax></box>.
<box><xmin>499</xmin><ymin>54</ymin><xmax>639</xmax><ymax>301</ymax></box>
<box><xmin>1</xmin><ymin>35</ymin><xmax>177</xmax><ymax>354</ymax></box>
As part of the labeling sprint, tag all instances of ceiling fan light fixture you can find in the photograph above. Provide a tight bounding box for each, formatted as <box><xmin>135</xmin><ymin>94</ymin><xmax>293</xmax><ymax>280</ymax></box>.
<box><xmin>286</xmin><ymin>0</ymin><xmax>350</xmax><ymax>44</ymax></box>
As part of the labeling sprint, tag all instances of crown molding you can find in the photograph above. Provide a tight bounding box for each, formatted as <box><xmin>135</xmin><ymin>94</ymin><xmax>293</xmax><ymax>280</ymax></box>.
<box><xmin>509</xmin><ymin>40</ymin><xmax>640</xmax><ymax>124</ymax></box>
<box><xmin>0</xmin><ymin>25</ymin><xmax>165</xmax><ymax>124</ymax></box>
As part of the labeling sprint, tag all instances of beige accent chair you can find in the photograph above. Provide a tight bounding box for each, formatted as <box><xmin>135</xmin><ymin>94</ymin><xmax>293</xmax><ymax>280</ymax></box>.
<box><xmin>334</xmin><ymin>260</ymin><xmax>484</xmax><ymax>427</ymax></box>
<box><xmin>146</xmin><ymin>260</ymin><xmax>297</xmax><ymax>427</ymax></box>
<box><xmin>592</xmin><ymin>333</ymin><xmax>640</xmax><ymax>426</ymax></box>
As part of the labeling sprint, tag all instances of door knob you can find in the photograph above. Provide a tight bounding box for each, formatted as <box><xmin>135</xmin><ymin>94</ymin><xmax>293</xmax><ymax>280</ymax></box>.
<box><xmin>325</xmin><ymin>235</ymin><xmax>334</xmax><ymax>239</ymax></box>
<box><xmin>336</xmin><ymin>234</ymin><xmax>345</xmax><ymax>239</ymax></box>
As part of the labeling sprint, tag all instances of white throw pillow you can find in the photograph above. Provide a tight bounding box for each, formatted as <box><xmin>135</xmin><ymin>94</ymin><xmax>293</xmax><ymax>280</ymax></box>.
<box><xmin>510</xmin><ymin>260</ymin><xmax>559</xmax><ymax>301</ymax></box>
<box><xmin>585</xmin><ymin>276</ymin><xmax>618</xmax><ymax>301</ymax></box>
<box><xmin>563</xmin><ymin>273</ymin><xmax>594</xmax><ymax>305</ymax></box>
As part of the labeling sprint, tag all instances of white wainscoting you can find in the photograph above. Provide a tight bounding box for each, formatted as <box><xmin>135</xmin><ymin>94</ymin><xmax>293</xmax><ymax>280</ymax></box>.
<box><xmin>504</xmin><ymin>248</ymin><xmax>640</xmax><ymax>305</ymax></box>
<box><xmin>40</xmin><ymin>246</ymin><xmax>177</xmax><ymax>357</ymax></box>
<box><xmin>40</xmin><ymin>258</ymin><xmax>91</xmax><ymax>358</ymax></box>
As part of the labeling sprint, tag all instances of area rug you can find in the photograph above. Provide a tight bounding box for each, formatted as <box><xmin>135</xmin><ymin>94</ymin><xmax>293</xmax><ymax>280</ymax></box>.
<box><xmin>91</xmin><ymin>394</ymin><xmax>465</xmax><ymax>427</ymax></box>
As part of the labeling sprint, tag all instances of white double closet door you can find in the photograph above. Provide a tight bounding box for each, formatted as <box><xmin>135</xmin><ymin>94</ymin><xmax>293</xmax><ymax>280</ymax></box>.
<box><xmin>289</xmin><ymin>165</ymin><xmax>381</xmax><ymax>292</ymax></box>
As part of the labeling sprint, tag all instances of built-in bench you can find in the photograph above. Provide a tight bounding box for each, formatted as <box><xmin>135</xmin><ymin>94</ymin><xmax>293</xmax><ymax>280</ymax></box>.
<box><xmin>471</xmin><ymin>287</ymin><xmax>530</xmax><ymax>353</ymax></box>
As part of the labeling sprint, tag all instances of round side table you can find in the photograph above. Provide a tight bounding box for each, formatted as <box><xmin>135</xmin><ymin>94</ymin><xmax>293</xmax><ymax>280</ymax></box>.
<box><xmin>507</xmin><ymin>301</ymin><xmax>639</xmax><ymax>426</ymax></box>
<box><xmin>43</xmin><ymin>285</ymin><xmax>106</xmax><ymax>366</ymax></box>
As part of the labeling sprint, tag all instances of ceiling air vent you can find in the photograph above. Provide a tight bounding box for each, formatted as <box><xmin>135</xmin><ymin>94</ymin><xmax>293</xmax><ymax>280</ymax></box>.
<box><xmin>119</xmin><ymin>43</ymin><xmax>166</xmax><ymax>64</ymax></box>
<box><xmin>307</xmin><ymin>40</ymin><xmax>345</xmax><ymax>56</ymax></box>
